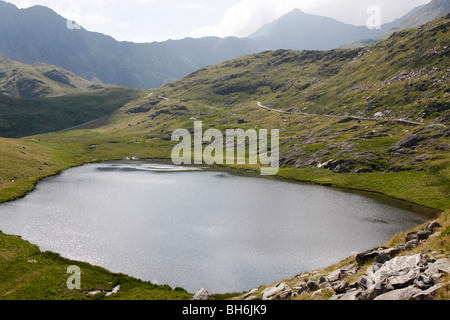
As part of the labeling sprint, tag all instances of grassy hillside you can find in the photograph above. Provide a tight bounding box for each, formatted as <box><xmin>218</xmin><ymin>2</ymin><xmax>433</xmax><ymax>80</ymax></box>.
<box><xmin>1</xmin><ymin>15</ymin><xmax>446</xmax><ymax>210</ymax></box>
<box><xmin>0</xmin><ymin>87</ymin><xmax>145</xmax><ymax>138</ymax></box>
<box><xmin>0</xmin><ymin>16</ymin><xmax>449</xmax><ymax>300</ymax></box>
<box><xmin>0</xmin><ymin>55</ymin><xmax>104</xmax><ymax>98</ymax></box>
<box><xmin>0</xmin><ymin>230</ymin><xmax>193</xmax><ymax>300</ymax></box>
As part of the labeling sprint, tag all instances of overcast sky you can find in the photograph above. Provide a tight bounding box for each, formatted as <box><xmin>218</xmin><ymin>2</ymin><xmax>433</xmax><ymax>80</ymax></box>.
<box><xmin>6</xmin><ymin>0</ymin><xmax>432</xmax><ymax>43</ymax></box>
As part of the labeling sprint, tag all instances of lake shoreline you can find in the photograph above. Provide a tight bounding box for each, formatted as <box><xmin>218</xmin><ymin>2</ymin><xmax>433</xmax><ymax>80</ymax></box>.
<box><xmin>0</xmin><ymin>158</ymin><xmax>445</xmax><ymax>298</ymax></box>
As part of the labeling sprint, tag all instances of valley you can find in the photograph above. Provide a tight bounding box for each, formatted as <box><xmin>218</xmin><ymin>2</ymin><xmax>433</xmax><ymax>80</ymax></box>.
<box><xmin>0</xmin><ymin>2</ymin><xmax>448</xmax><ymax>301</ymax></box>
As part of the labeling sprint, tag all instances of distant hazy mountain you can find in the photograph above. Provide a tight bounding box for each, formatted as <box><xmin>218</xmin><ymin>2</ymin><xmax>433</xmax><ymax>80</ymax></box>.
<box><xmin>0</xmin><ymin>1</ymin><xmax>445</xmax><ymax>89</ymax></box>
<box><xmin>343</xmin><ymin>0</ymin><xmax>450</xmax><ymax>48</ymax></box>
<box><xmin>0</xmin><ymin>54</ymin><xmax>103</xmax><ymax>98</ymax></box>
<box><xmin>395</xmin><ymin>0</ymin><xmax>450</xmax><ymax>30</ymax></box>
<box><xmin>0</xmin><ymin>1</ymin><xmax>260</xmax><ymax>89</ymax></box>
<box><xmin>248</xmin><ymin>8</ymin><xmax>389</xmax><ymax>51</ymax></box>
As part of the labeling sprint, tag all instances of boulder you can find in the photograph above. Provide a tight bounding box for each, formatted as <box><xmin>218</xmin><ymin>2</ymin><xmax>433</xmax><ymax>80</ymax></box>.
<box><xmin>374</xmin><ymin>286</ymin><xmax>422</xmax><ymax>300</ymax></box>
<box><xmin>425</xmin><ymin>221</ymin><xmax>442</xmax><ymax>232</ymax></box>
<box><xmin>390</xmin><ymin>134</ymin><xmax>423</xmax><ymax>151</ymax></box>
<box><xmin>318</xmin><ymin>276</ymin><xmax>327</xmax><ymax>284</ymax></box>
<box><xmin>412</xmin><ymin>283</ymin><xmax>445</xmax><ymax>300</ymax></box>
<box><xmin>332</xmin><ymin>281</ymin><xmax>349</xmax><ymax>294</ymax></box>
<box><xmin>417</xmin><ymin>230</ymin><xmax>433</xmax><ymax>241</ymax></box>
<box><xmin>405</xmin><ymin>239</ymin><xmax>420</xmax><ymax>250</ymax></box>
<box><xmin>293</xmin><ymin>281</ymin><xmax>308</xmax><ymax>294</ymax></box>
<box><xmin>357</xmin><ymin>276</ymin><xmax>375</xmax><ymax>290</ymax></box>
<box><xmin>241</xmin><ymin>288</ymin><xmax>259</xmax><ymax>300</ymax></box>
<box><xmin>326</xmin><ymin>269</ymin><xmax>343</xmax><ymax>283</ymax></box>
<box><xmin>414</xmin><ymin>275</ymin><xmax>435</xmax><ymax>290</ymax></box>
<box><xmin>356</xmin><ymin>247</ymin><xmax>387</xmax><ymax>265</ymax></box>
<box><xmin>306</xmin><ymin>280</ymin><xmax>319</xmax><ymax>292</ymax></box>
<box><xmin>405</xmin><ymin>232</ymin><xmax>418</xmax><ymax>243</ymax></box>
<box><xmin>358</xmin><ymin>281</ymin><xmax>394</xmax><ymax>300</ymax></box>
<box><xmin>192</xmin><ymin>288</ymin><xmax>212</xmax><ymax>301</ymax></box>
<box><xmin>370</xmin><ymin>254</ymin><xmax>422</xmax><ymax>288</ymax></box>
<box><xmin>337</xmin><ymin>289</ymin><xmax>362</xmax><ymax>300</ymax></box>
<box><xmin>261</xmin><ymin>283</ymin><xmax>292</xmax><ymax>300</ymax></box>
<box><xmin>424</xmin><ymin>258</ymin><xmax>450</xmax><ymax>280</ymax></box>
<box><xmin>388</xmin><ymin>268</ymin><xmax>422</xmax><ymax>289</ymax></box>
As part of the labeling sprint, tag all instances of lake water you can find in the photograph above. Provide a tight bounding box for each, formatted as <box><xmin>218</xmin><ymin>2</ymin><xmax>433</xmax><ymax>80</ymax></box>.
<box><xmin>0</xmin><ymin>161</ymin><xmax>435</xmax><ymax>294</ymax></box>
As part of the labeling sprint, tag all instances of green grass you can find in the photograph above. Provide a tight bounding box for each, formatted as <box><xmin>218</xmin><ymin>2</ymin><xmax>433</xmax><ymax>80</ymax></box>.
<box><xmin>0</xmin><ymin>232</ymin><xmax>192</xmax><ymax>300</ymax></box>
<box><xmin>0</xmin><ymin>87</ymin><xmax>145</xmax><ymax>138</ymax></box>
<box><xmin>0</xmin><ymin>54</ymin><xmax>103</xmax><ymax>99</ymax></box>
<box><xmin>0</xmin><ymin>15</ymin><xmax>449</xmax><ymax>300</ymax></box>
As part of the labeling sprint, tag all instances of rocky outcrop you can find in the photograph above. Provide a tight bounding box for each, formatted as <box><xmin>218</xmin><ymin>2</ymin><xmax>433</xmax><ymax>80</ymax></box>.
<box><xmin>192</xmin><ymin>288</ymin><xmax>213</xmax><ymax>300</ymax></box>
<box><xmin>389</xmin><ymin>134</ymin><xmax>424</xmax><ymax>151</ymax></box>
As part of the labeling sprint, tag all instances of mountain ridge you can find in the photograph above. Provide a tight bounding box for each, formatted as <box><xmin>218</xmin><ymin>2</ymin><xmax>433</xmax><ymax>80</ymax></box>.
<box><xmin>248</xmin><ymin>7</ymin><xmax>388</xmax><ymax>51</ymax></box>
<box><xmin>0</xmin><ymin>1</ymin><xmax>442</xmax><ymax>89</ymax></box>
<box><xmin>0</xmin><ymin>54</ymin><xmax>104</xmax><ymax>98</ymax></box>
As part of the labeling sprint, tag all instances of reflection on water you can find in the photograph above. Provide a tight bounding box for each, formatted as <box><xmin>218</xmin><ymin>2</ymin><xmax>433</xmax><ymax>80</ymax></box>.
<box><xmin>0</xmin><ymin>161</ymin><xmax>435</xmax><ymax>294</ymax></box>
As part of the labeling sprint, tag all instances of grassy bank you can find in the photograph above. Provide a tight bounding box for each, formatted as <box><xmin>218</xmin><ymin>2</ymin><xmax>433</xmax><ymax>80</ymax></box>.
<box><xmin>0</xmin><ymin>134</ymin><xmax>448</xmax><ymax>300</ymax></box>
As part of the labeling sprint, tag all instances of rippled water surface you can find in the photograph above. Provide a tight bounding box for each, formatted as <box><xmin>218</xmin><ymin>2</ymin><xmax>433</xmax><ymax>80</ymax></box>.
<box><xmin>0</xmin><ymin>161</ymin><xmax>434</xmax><ymax>293</ymax></box>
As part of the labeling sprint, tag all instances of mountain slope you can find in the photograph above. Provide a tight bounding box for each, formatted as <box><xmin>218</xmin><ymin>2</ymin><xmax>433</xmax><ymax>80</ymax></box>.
<box><xmin>1</xmin><ymin>1</ymin><xmax>440</xmax><ymax>89</ymax></box>
<box><xmin>344</xmin><ymin>0</ymin><xmax>450</xmax><ymax>48</ymax></box>
<box><xmin>158</xmin><ymin>15</ymin><xmax>449</xmax><ymax>123</ymax></box>
<box><xmin>0</xmin><ymin>87</ymin><xmax>143</xmax><ymax>137</ymax></box>
<box><xmin>0</xmin><ymin>55</ymin><xmax>103</xmax><ymax>98</ymax></box>
<box><xmin>23</xmin><ymin>15</ymin><xmax>449</xmax><ymax>210</ymax></box>
<box><xmin>0</xmin><ymin>1</ymin><xmax>260</xmax><ymax>89</ymax></box>
<box><xmin>396</xmin><ymin>0</ymin><xmax>450</xmax><ymax>30</ymax></box>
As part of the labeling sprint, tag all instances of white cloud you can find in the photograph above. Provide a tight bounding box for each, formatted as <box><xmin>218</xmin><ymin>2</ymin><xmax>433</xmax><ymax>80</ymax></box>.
<box><xmin>190</xmin><ymin>0</ymin><xmax>432</xmax><ymax>38</ymax></box>
<box><xmin>184</xmin><ymin>2</ymin><xmax>204</xmax><ymax>10</ymax></box>
<box><xmin>190</xmin><ymin>0</ymin><xmax>279</xmax><ymax>38</ymax></box>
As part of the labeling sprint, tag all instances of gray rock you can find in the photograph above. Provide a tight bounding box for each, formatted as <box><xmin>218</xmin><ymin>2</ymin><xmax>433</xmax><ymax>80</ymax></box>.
<box><xmin>337</xmin><ymin>289</ymin><xmax>362</xmax><ymax>300</ymax></box>
<box><xmin>371</xmin><ymin>254</ymin><xmax>422</xmax><ymax>288</ymax></box>
<box><xmin>417</xmin><ymin>230</ymin><xmax>433</xmax><ymax>241</ymax></box>
<box><xmin>374</xmin><ymin>252</ymin><xmax>391</xmax><ymax>265</ymax></box>
<box><xmin>425</xmin><ymin>221</ymin><xmax>442</xmax><ymax>232</ymax></box>
<box><xmin>356</xmin><ymin>247</ymin><xmax>387</xmax><ymax>265</ymax></box>
<box><xmin>261</xmin><ymin>283</ymin><xmax>292</xmax><ymax>300</ymax></box>
<box><xmin>358</xmin><ymin>281</ymin><xmax>395</xmax><ymax>300</ymax></box>
<box><xmin>372</xmin><ymin>262</ymin><xmax>383</xmax><ymax>272</ymax></box>
<box><xmin>192</xmin><ymin>288</ymin><xmax>212</xmax><ymax>300</ymax></box>
<box><xmin>358</xmin><ymin>276</ymin><xmax>375</xmax><ymax>290</ymax></box>
<box><xmin>405</xmin><ymin>239</ymin><xmax>420</xmax><ymax>250</ymax></box>
<box><xmin>293</xmin><ymin>281</ymin><xmax>308</xmax><ymax>294</ymax></box>
<box><xmin>388</xmin><ymin>268</ymin><xmax>422</xmax><ymax>289</ymax></box>
<box><xmin>306</xmin><ymin>280</ymin><xmax>319</xmax><ymax>292</ymax></box>
<box><xmin>382</xmin><ymin>247</ymin><xmax>402</xmax><ymax>259</ymax></box>
<box><xmin>424</xmin><ymin>258</ymin><xmax>450</xmax><ymax>280</ymax></box>
<box><xmin>414</xmin><ymin>275</ymin><xmax>435</xmax><ymax>290</ymax></box>
<box><xmin>332</xmin><ymin>281</ymin><xmax>349</xmax><ymax>294</ymax></box>
<box><xmin>374</xmin><ymin>285</ymin><xmax>422</xmax><ymax>300</ymax></box>
<box><xmin>412</xmin><ymin>283</ymin><xmax>444</xmax><ymax>300</ymax></box>
<box><xmin>241</xmin><ymin>289</ymin><xmax>259</xmax><ymax>300</ymax></box>
<box><xmin>390</xmin><ymin>134</ymin><xmax>423</xmax><ymax>151</ymax></box>
<box><xmin>326</xmin><ymin>269</ymin><xmax>343</xmax><ymax>283</ymax></box>
<box><xmin>342</xmin><ymin>266</ymin><xmax>359</xmax><ymax>277</ymax></box>
<box><xmin>405</xmin><ymin>232</ymin><xmax>418</xmax><ymax>243</ymax></box>
<box><xmin>318</xmin><ymin>276</ymin><xmax>327</xmax><ymax>284</ymax></box>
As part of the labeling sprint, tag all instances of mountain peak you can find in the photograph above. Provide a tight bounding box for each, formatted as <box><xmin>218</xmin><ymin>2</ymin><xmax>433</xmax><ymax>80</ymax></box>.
<box><xmin>248</xmin><ymin>8</ymin><xmax>384</xmax><ymax>51</ymax></box>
